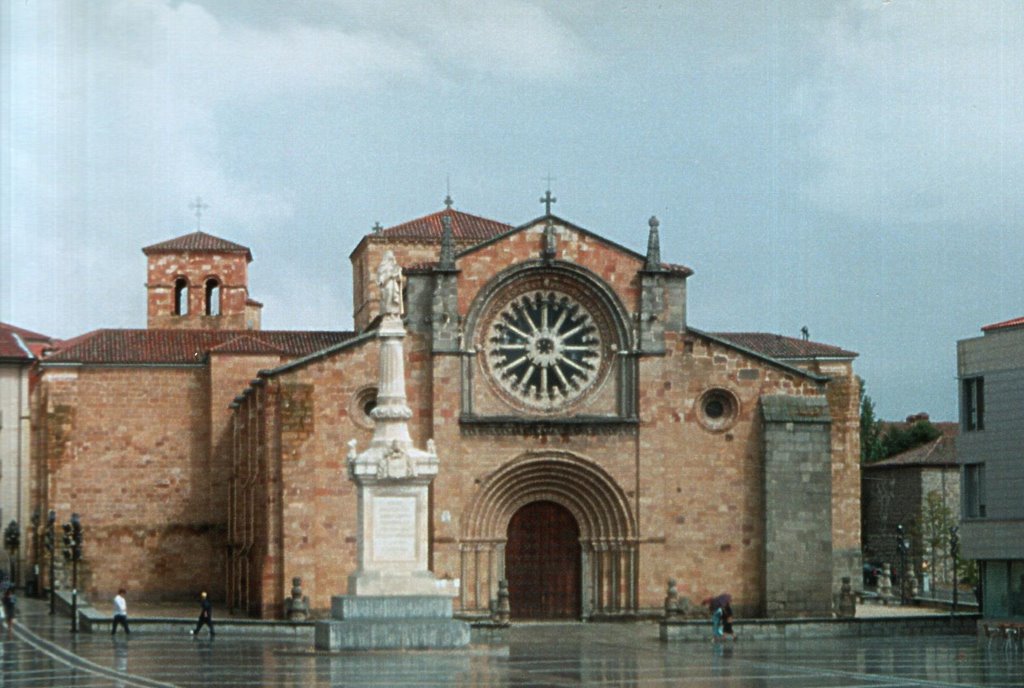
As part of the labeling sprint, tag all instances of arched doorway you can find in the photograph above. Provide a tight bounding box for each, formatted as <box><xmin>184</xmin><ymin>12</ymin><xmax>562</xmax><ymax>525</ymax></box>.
<box><xmin>505</xmin><ymin>500</ymin><xmax>581</xmax><ymax>619</ymax></box>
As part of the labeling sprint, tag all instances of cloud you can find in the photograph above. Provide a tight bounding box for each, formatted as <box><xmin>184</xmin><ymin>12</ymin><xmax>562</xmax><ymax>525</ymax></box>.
<box><xmin>795</xmin><ymin>1</ymin><xmax>1024</xmax><ymax>227</ymax></box>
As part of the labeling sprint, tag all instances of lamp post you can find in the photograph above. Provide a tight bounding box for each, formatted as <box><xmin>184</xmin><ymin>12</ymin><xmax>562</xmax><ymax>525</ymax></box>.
<box><xmin>63</xmin><ymin>514</ymin><xmax>83</xmax><ymax>632</ymax></box>
<box><xmin>4</xmin><ymin>520</ymin><xmax>19</xmax><ymax>586</ymax></box>
<box><xmin>896</xmin><ymin>525</ymin><xmax>910</xmax><ymax>604</ymax></box>
<box><xmin>45</xmin><ymin>510</ymin><xmax>56</xmax><ymax>615</ymax></box>
<box><xmin>949</xmin><ymin>525</ymin><xmax>960</xmax><ymax>615</ymax></box>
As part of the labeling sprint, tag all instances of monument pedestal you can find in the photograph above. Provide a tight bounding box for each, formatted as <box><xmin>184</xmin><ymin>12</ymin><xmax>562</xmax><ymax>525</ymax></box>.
<box><xmin>314</xmin><ymin>596</ymin><xmax>470</xmax><ymax>650</ymax></box>
<box><xmin>314</xmin><ymin>255</ymin><xmax>470</xmax><ymax>651</ymax></box>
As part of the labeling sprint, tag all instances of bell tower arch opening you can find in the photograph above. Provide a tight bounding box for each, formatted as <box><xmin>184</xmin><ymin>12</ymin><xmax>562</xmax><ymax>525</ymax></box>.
<box><xmin>459</xmin><ymin>451</ymin><xmax>638</xmax><ymax>620</ymax></box>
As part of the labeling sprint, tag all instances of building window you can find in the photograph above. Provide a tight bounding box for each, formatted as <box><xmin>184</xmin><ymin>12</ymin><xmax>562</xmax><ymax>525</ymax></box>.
<box><xmin>174</xmin><ymin>278</ymin><xmax>189</xmax><ymax>316</ymax></box>
<box><xmin>696</xmin><ymin>388</ymin><xmax>739</xmax><ymax>432</ymax></box>
<box><xmin>963</xmin><ymin>376</ymin><xmax>984</xmax><ymax>431</ymax></box>
<box><xmin>350</xmin><ymin>386</ymin><xmax>378</xmax><ymax>429</ymax></box>
<box><xmin>205</xmin><ymin>278</ymin><xmax>221</xmax><ymax>316</ymax></box>
<box><xmin>964</xmin><ymin>463</ymin><xmax>986</xmax><ymax>518</ymax></box>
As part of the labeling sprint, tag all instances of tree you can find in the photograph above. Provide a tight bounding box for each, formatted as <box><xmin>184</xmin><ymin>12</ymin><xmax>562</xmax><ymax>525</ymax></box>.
<box><xmin>859</xmin><ymin>377</ymin><xmax>942</xmax><ymax>463</ymax></box>
<box><xmin>879</xmin><ymin>420</ymin><xmax>941</xmax><ymax>458</ymax></box>
<box><xmin>859</xmin><ymin>377</ymin><xmax>884</xmax><ymax>463</ymax></box>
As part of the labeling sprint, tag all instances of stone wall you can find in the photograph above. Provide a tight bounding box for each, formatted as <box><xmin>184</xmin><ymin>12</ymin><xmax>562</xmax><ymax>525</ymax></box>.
<box><xmin>35</xmin><ymin>366</ymin><xmax>217</xmax><ymax>600</ymax></box>
<box><xmin>146</xmin><ymin>250</ymin><xmax>254</xmax><ymax>330</ymax></box>
<box><xmin>762</xmin><ymin>396</ymin><xmax>834</xmax><ymax>617</ymax></box>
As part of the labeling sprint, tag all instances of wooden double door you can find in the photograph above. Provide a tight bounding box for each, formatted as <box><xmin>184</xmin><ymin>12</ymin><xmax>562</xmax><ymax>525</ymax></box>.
<box><xmin>505</xmin><ymin>501</ymin><xmax>582</xmax><ymax>619</ymax></box>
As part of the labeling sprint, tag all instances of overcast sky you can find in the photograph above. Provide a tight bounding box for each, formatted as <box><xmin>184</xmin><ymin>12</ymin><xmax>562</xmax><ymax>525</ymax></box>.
<box><xmin>3</xmin><ymin>1</ymin><xmax>1023</xmax><ymax>422</ymax></box>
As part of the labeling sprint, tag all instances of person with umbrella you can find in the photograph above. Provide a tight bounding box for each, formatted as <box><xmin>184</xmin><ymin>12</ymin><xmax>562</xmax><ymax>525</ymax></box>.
<box><xmin>704</xmin><ymin>593</ymin><xmax>735</xmax><ymax>642</ymax></box>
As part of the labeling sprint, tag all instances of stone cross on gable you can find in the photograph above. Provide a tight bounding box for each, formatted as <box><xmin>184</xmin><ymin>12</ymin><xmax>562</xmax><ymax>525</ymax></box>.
<box><xmin>539</xmin><ymin>189</ymin><xmax>557</xmax><ymax>215</ymax></box>
<box><xmin>189</xmin><ymin>197</ymin><xmax>209</xmax><ymax>231</ymax></box>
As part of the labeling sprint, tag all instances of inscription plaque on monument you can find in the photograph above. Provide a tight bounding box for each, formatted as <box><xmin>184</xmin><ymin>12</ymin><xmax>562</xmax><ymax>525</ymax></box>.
<box><xmin>372</xmin><ymin>496</ymin><xmax>416</xmax><ymax>562</ymax></box>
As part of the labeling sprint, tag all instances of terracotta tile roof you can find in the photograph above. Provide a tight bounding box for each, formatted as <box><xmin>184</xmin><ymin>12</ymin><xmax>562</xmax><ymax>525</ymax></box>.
<box><xmin>377</xmin><ymin>209</ymin><xmax>513</xmax><ymax>243</ymax></box>
<box><xmin>142</xmin><ymin>231</ymin><xmax>253</xmax><ymax>261</ymax></box>
<box><xmin>711</xmin><ymin>332</ymin><xmax>857</xmax><ymax>359</ymax></box>
<box><xmin>43</xmin><ymin>329</ymin><xmax>355</xmax><ymax>365</ymax></box>
<box><xmin>208</xmin><ymin>335</ymin><xmax>287</xmax><ymax>355</ymax></box>
<box><xmin>0</xmin><ymin>327</ymin><xmax>33</xmax><ymax>360</ymax></box>
<box><xmin>982</xmin><ymin>316</ymin><xmax>1024</xmax><ymax>332</ymax></box>
<box><xmin>0</xmin><ymin>322</ymin><xmax>57</xmax><ymax>359</ymax></box>
<box><xmin>864</xmin><ymin>433</ymin><xmax>958</xmax><ymax>469</ymax></box>
<box><xmin>662</xmin><ymin>262</ymin><xmax>693</xmax><ymax>276</ymax></box>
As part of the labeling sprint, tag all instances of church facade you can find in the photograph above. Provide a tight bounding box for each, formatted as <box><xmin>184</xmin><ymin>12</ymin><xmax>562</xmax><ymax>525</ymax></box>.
<box><xmin>32</xmin><ymin>201</ymin><xmax>860</xmax><ymax>620</ymax></box>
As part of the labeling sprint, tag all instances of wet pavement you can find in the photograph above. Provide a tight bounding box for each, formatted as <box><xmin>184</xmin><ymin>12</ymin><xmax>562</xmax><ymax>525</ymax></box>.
<box><xmin>4</xmin><ymin>597</ymin><xmax>1024</xmax><ymax>687</ymax></box>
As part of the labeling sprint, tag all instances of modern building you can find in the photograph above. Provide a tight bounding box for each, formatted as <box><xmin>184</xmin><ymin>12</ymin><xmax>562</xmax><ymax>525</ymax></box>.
<box><xmin>33</xmin><ymin>199</ymin><xmax>862</xmax><ymax>619</ymax></box>
<box><xmin>958</xmin><ymin>316</ymin><xmax>1024</xmax><ymax>618</ymax></box>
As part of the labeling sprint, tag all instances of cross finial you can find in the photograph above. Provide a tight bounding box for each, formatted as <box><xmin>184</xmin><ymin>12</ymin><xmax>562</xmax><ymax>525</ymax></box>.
<box><xmin>372</xmin><ymin>221</ymin><xmax>383</xmax><ymax>234</ymax></box>
<box><xmin>189</xmin><ymin>196</ymin><xmax>209</xmax><ymax>231</ymax></box>
<box><xmin>444</xmin><ymin>194</ymin><xmax>454</xmax><ymax>210</ymax></box>
<box><xmin>539</xmin><ymin>189</ymin><xmax>557</xmax><ymax>215</ymax></box>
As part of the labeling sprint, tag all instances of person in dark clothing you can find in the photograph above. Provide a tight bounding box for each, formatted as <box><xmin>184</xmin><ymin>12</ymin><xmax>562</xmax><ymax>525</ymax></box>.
<box><xmin>2</xmin><ymin>585</ymin><xmax>17</xmax><ymax>639</ymax></box>
<box><xmin>191</xmin><ymin>591</ymin><xmax>214</xmax><ymax>637</ymax></box>
<box><xmin>721</xmin><ymin>603</ymin><xmax>736</xmax><ymax>641</ymax></box>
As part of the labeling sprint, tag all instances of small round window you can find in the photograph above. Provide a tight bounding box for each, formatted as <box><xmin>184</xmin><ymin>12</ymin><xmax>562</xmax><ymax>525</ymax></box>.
<box><xmin>697</xmin><ymin>389</ymin><xmax>738</xmax><ymax>432</ymax></box>
<box><xmin>351</xmin><ymin>387</ymin><xmax>378</xmax><ymax>429</ymax></box>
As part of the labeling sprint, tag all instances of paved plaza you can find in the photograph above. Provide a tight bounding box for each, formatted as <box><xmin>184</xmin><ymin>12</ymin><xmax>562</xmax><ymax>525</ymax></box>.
<box><xmin>3</xmin><ymin>598</ymin><xmax>1024</xmax><ymax>687</ymax></box>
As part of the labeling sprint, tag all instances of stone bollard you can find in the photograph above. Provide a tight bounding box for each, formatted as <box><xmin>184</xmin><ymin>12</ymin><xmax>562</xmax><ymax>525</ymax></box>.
<box><xmin>664</xmin><ymin>578</ymin><xmax>680</xmax><ymax>618</ymax></box>
<box><xmin>837</xmin><ymin>576</ymin><xmax>856</xmax><ymax>618</ymax></box>
<box><xmin>284</xmin><ymin>576</ymin><xmax>310</xmax><ymax>621</ymax></box>
<box><xmin>490</xmin><ymin>579</ymin><xmax>511</xmax><ymax>625</ymax></box>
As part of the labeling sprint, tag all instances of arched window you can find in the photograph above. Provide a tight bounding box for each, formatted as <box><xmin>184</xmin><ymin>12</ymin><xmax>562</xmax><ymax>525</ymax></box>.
<box><xmin>174</xmin><ymin>278</ymin><xmax>189</xmax><ymax>316</ymax></box>
<box><xmin>205</xmin><ymin>278</ymin><xmax>221</xmax><ymax>316</ymax></box>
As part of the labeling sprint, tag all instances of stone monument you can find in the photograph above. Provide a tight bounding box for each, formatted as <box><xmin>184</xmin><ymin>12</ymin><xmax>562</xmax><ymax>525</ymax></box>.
<box><xmin>314</xmin><ymin>251</ymin><xmax>470</xmax><ymax>650</ymax></box>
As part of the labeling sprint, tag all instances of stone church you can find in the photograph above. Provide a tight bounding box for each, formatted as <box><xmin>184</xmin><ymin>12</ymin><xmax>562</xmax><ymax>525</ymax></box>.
<box><xmin>32</xmin><ymin>199</ymin><xmax>860</xmax><ymax>620</ymax></box>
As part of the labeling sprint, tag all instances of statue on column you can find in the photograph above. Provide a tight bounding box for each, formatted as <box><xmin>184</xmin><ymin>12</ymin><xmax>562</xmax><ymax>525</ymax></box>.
<box><xmin>377</xmin><ymin>250</ymin><xmax>405</xmax><ymax>317</ymax></box>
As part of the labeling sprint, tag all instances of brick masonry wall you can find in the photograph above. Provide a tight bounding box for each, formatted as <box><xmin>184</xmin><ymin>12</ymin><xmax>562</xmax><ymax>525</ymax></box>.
<box><xmin>36</xmin><ymin>366</ymin><xmax>217</xmax><ymax>600</ymax></box>
<box><xmin>147</xmin><ymin>251</ymin><xmax>254</xmax><ymax>330</ymax></box>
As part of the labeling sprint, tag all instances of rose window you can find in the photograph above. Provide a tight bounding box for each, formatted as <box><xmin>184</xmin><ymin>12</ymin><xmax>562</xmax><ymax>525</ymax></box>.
<box><xmin>485</xmin><ymin>291</ymin><xmax>604</xmax><ymax>410</ymax></box>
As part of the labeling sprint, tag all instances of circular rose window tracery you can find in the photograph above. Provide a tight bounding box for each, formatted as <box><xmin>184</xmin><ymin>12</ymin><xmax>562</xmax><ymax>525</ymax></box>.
<box><xmin>485</xmin><ymin>290</ymin><xmax>605</xmax><ymax>411</ymax></box>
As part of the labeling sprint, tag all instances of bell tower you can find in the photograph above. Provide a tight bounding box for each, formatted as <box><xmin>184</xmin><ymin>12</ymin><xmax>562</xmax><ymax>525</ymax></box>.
<box><xmin>142</xmin><ymin>231</ymin><xmax>262</xmax><ymax>330</ymax></box>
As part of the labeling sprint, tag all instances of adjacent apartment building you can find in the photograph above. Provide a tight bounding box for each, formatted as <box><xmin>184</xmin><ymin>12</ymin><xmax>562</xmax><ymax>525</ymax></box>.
<box><xmin>957</xmin><ymin>316</ymin><xmax>1024</xmax><ymax>619</ymax></box>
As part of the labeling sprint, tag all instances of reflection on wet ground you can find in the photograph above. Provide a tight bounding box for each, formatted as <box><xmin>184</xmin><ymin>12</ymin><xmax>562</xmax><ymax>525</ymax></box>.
<box><xmin>5</xmin><ymin>599</ymin><xmax>1024</xmax><ymax>687</ymax></box>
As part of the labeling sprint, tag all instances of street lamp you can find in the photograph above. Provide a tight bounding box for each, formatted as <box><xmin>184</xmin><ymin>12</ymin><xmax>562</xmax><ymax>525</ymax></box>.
<box><xmin>896</xmin><ymin>525</ymin><xmax>911</xmax><ymax>604</ymax></box>
<box><xmin>949</xmin><ymin>525</ymin><xmax>960</xmax><ymax>615</ymax></box>
<box><xmin>4</xmin><ymin>520</ymin><xmax>19</xmax><ymax>586</ymax></box>
<box><xmin>44</xmin><ymin>510</ymin><xmax>56</xmax><ymax>615</ymax></box>
<box><xmin>63</xmin><ymin>514</ymin><xmax>83</xmax><ymax>632</ymax></box>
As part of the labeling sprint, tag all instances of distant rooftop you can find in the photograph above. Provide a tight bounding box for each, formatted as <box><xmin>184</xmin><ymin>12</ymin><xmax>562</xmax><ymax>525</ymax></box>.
<box><xmin>981</xmin><ymin>316</ymin><xmax>1024</xmax><ymax>333</ymax></box>
<box><xmin>142</xmin><ymin>231</ymin><xmax>253</xmax><ymax>261</ymax></box>
<box><xmin>711</xmin><ymin>332</ymin><xmax>857</xmax><ymax>359</ymax></box>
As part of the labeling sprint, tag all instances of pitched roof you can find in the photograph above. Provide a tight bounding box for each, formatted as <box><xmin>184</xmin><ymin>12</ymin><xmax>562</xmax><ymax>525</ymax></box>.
<box><xmin>0</xmin><ymin>326</ymin><xmax>33</xmax><ymax>360</ymax></box>
<box><xmin>864</xmin><ymin>433</ymin><xmax>958</xmax><ymax>469</ymax></box>
<box><xmin>0</xmin><ymin>322</ymin><xmax>57</xmax><ymax>360</ymax></box>
<box><xmin>42</xmin><ymin>329</ymin><xmax>355</xmax><ymax>365</ymax></box>
<box><xmin>376</xmin><ymin>209</ymin><xmax>513</xmax><ymax>242</ymax></box>
<box><xmin>142</xmin><ymin>231</ymin><xmax>253</xmax><ymax>261</ymax></box>
<box><xmin>208</xmin><ymin>335</ymin><xmax>287</xmax><ymax>355</ymax></box>
<box><xmin>982</xmin><ymin>316</ymin><xmax>1024</xmax><ymax>333</ymax></box>
<box><xmin>711</xmin><ymin>332</ymin><xmax>857</xmax><ymax>359</ymax></box>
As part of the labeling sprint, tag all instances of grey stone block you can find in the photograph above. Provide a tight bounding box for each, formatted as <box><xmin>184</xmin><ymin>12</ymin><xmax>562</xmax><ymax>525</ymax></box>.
<box><xmin>314</xmin><ymin>618</ymin><xmax>470</xmax><ymax>650</ymax></box>
<box><xmin>330</xmin><ymin>595</ymin><xmax>454</xmax><ymax>620</ymax></box>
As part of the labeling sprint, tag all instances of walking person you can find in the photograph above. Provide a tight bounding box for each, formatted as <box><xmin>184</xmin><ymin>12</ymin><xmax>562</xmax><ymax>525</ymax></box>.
<box><xmin>721</xmin><ymin>602</ymin><xmax>737</xmax><ymax>641</ymax></box>
<box><xmin>111</xmin><ymin>588</ymin><xmax>130</xmax><ymax>636</ymax></box>
<box><xmin>2</xmin><ymin>584</ymin><xmax>16</xmax><ymax>639</ymax></box>
<box><xmin>190</xmin><ymin>591</ymin><xmax>214</xmax><ymax>637</ymax></box>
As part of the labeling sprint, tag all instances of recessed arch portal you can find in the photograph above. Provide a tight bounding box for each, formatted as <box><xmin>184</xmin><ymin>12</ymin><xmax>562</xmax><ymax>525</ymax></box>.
<box><xmin>458</xmin><ymin>452</ymin><xmax>638</xmax><ymax>619</ymax></box>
